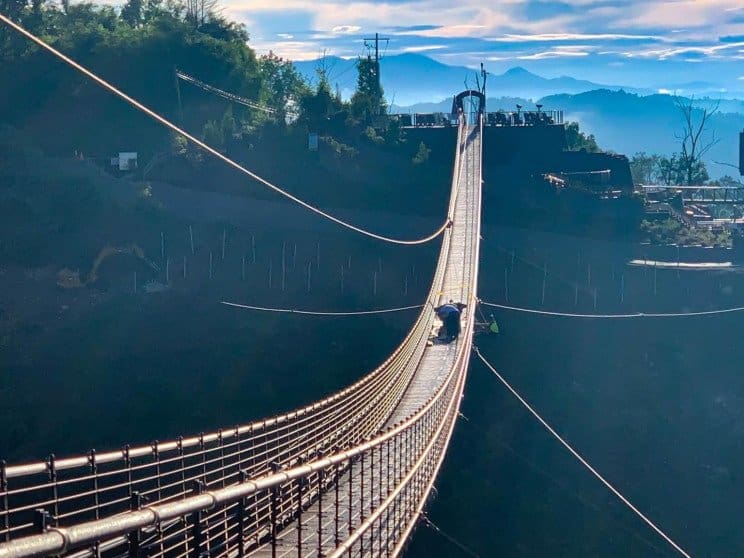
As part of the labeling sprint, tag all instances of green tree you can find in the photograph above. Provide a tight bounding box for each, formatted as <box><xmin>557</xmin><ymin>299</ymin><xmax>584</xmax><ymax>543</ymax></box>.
<box><xmin>629</xmin><ymin>152</ymin><xmax>661</xmax><ymax>185</ymax></box>
<box><xmin>565</xmin><ymin>121</ymin><xmax>599</xmax><ymax>152</ymax></box>
<box><xmin>412</xmin><ymin>141</ymin><xmax>430</xmax><ymax>165</ymax></box>
<box><xmin>299</xmin><ymin>66</ymin><xmax>343</xmax><ymax>132</ymax></box>
<box><xmin>350</xmin><ymin>56</ymin><xmax>385</xmax><ymax>122</ymax></box>
<box><xmin>202</xmin><ymin>119</ymin><xmax>224</xmax><ymax>149</ymax></box>
<box><xmin>259</xmin><ymin>51</ymin><xmax>309</xmax><ymax>124</ymax></box>
<box><xmin>120</xmin><ymin>0</ymin><xmax>143</xmax><ymax>26</ymax></box>
<box><xmin>657</xmin><ymin>154</ymin><xmax>709</xmax><ymax>185</ymax></box>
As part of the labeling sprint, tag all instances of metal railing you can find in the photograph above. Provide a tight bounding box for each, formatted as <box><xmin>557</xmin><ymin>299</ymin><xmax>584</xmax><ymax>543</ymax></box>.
<box><xmin>0</xmin><ymin>116</ymin><xmax>481</xmax><ymax>558</ymax></box>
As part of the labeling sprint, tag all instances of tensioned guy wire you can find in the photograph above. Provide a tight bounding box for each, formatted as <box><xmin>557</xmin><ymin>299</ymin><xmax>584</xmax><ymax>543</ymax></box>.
<box><xmin>0</xmin><ymin>14</ymin><xmax>451</xmax><ymax>245</ymax></box>
<box><xmin>220</xmin><ymin>301</ymin><xmax>423</xmax><ymax>315</ymax></box>
<box><xmin>479</xmin><ymin>299</ymin><xmax>744</xmax><ymax>318</ymax></box>
<box><xmin>473</xmin><ymin>346</ymin><xmax>692</xmax><ymax>558</ymax></box>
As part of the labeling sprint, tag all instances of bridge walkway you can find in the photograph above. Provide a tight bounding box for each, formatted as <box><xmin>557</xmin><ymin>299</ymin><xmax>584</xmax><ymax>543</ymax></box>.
<box><xmin>248</xmin><ymin>124</ymin><xmax>482</xmax><ymax>557</ymax></box>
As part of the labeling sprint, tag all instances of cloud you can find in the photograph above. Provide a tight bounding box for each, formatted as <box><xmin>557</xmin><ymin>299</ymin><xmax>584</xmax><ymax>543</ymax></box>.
<box><xmin>218</xmin><ymin>0</ymin><xmax>744</xmax><ymax>91</ymax></box>
<box><xmin>518</xmin><ymin>49</ymin><xmax>591</xmax><ymax>60</ymax></box>
<box><xmin>487</xmin><ymin>33</ymin><xmax>662</xmax><ymax>43</ymax></box>
<box><xmin>331</xmin><ymin>25</ymin><xmax>361</xmax><ymax>34</ymax></box>
<box><xmin>397</xmin><ymin>45</ymin><xmax>448</xmax><ymax>53</ymax></box>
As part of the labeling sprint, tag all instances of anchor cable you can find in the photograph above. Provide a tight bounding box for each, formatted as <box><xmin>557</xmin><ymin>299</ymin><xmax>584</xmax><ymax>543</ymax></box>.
<box><xmin>0</xmin><ymin>14</ymin><xmax>450</xmax><ymax>246</ymax></box>
<box><xmin>473</xmin><ymin>346</ymin><xmax>692</xmax><ymax>558</ymax></box>
<box><xmin>220</xmin><ymin>301</ymin><xmax>423</xmax><ymax>316</ymax></box>
<box><xmin>479</xmin><ymin>299</ymin><xmax>744</xmax><ymax>318</ymax></box>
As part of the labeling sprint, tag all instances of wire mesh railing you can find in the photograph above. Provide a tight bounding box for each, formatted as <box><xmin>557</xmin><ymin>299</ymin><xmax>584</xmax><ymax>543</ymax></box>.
<box><xmin>0</xmin><ymin>117</ymin><xmax>480</xmax><ymax>558</ymax></box>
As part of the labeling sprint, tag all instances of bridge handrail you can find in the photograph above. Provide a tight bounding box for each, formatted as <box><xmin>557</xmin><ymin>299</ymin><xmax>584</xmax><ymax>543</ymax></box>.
<box><xmin>0</xmin><ymin>115</ymin><xmax>474</xmax><ymax>558</ymax></box>
<box><xmin>4</xmin><ymin>248</ymin><xmax>448</xmax><ymax>480</ymax></box>
<box><xmin>0</xmin><ymin>294</ymin><xmax>473</xmax><ymax>558</ymax></box>
<box><xmin>0</xmin><ymin>119</ymin><xmax>467</xmax><ymax>553</ymax></box>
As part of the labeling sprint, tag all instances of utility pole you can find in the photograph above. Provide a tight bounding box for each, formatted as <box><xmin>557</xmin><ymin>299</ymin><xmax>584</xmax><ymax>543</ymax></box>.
<box><xmin>173</xmin><ymin>66</ymin><xmax>184</xmax><ymax>124</ymax></box>
<box><xmin>363</xmin><ymin>33</ymin><xmax>389</xmax><ymax>115</ymax></box>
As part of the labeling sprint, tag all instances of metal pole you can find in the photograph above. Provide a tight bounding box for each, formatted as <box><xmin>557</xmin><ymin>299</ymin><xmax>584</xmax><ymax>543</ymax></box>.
<box><xmin>317</xmin><ymin>469</ymin><xmax>324</xmax><ymax>557</ymax></box>
<box><xmin>504</xmin><ymin>268</ymin><xmax>509</xmax><ymax>302</ymax></box>
<box><xmin>373</xmin><ymin>271</ymin><xmax>377</xmax><ymax>296</ymax></box>
<box><xmin>183</xmin><ymin>256</ymin><xmax>187</xmax><ymax>279</ymax></box>
<box><xmin>281</xmin><ymin>242</ymin><xmax>286</xmax><ymax>292</ymax></box>
<box><xmin>541</xmin><ymin>263</ymin><xmax>547</xmax><ymax>306</ymax></box>
<box><xmin>251</xmin><ymin>235</ymin><xmax>256</xmax><ymax>264</ymax></box>
<box><xmin>620</xmin><ymin>273</ymin><xmax>625</xmax><ymax>304</ymax></box>
<box><xmin>237</xmin><ymin>471</ymin><xmax>247</xmax><ymax>558</ymax></box>
<box><xmin>189</xmin><ymin>225</ymin><xmax>194</xmax><ymax>255</ymax></box>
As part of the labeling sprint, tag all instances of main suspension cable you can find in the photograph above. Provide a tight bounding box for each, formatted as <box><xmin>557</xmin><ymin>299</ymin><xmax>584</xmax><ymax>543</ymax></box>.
<box><xmin>220</xmin><ymin>301</ymin><xmax>423</xmax><ymax>316</ymax></box>
<box><xmin>479</xmin><ymin>299</ymin><xmax>744</xmax><ymax>319</ymax></box>
<box><xmin>0</xmin><ymin>15</ymin><xmax>450</xmax><ymax>246</ymax></box>
<box><xmin>473</xmin><ymin>346</ymin><xmax>692</xmax><ymax>558</ymax></box>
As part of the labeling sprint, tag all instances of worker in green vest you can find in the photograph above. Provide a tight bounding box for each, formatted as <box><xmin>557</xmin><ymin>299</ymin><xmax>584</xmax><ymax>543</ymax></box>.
<box><xmin>488</xmin><ymin>314</ymin><xmax>500</xmax><ymax>334</ymax></box>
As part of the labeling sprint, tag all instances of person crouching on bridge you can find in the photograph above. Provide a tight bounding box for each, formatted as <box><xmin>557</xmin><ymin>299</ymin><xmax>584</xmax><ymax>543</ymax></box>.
<box><xmin>435</xmin><ymin>301</ymin><xmax>467</xmax><ymax>342</ymax></box>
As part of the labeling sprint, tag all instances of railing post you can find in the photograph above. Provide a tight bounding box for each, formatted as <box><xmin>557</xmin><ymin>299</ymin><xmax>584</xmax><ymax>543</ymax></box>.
<box><xmin>33</xmin><ymin>509</ymin><xmax>51</xmax><ymax>533</ymax></box>
<box><xmin>347</xmin><ymin>457</ymin><xmax>354</xmax><ymax>537</ymax></box>
<box><xmin>128</xmin><ymin>492</ymin><xmax>142</xmax><ymax>558</ymax></box>
<box><xmin>359</xmin><ymin>451</ymin><xmax>365</xmax><ymax>524</ymax></box>
<box><xmin>190</xmin><ymin>480</ymin><xmax>205</xmax><ymax>558</ymax></box>
<box><xmin>47</xmin><ymin>454</ymin><xmax>59</xmax><ymax>527</ymax></box>
<box><xmin>334</xmin><ymin>458</ymin><xmax>340</xmax><ymax>547</ymax></box>
<box><xmin>88</xmin><ymin>449</ymin><xmax>99</xmax><ymax>520</ymax></box>
<box><xmin>237</xmin><ymin>471</ymin><xmax>247</xmax><ymax>558</ymax></box>
<box><xmin>296</xmin><ymin>475</ymin><xmax>304</xmax><ymax>557</ymax></box>
<box><xmin>270</xmin><ymin>462</ymin><xmax>280</xmax><ymax>558</ymax></box>
<box><xmin>317</xmin><ymin>463</ymin><xmax>325</xmax><ymax>558</ymax></box>
<box><xmin>1</xmin><ymin>460</ymin><xmax>8</xmax><ymax>542</ymax></box>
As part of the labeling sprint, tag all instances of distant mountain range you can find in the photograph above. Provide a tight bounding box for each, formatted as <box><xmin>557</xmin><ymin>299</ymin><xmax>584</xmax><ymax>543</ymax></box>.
<box><xmin>293</xmin><ymin>54</ymin><xmax>744</xmax><ymax>179</ymax></box>
<box><xmin>294</xmin><ymin>54</ymin><xmax>653</xmax><ymax>105</ymax></box>
<box><xmin>292</xmin><ymin>53</ymin><xmax>744</xmax><ymax>106</ymax></box>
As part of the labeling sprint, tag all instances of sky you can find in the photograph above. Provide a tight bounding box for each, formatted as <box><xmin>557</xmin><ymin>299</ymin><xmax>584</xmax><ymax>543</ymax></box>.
<box><xmin>224</xmin><ymin>0</ymin><xmax>744</xmax><ymax>92</ymax></box>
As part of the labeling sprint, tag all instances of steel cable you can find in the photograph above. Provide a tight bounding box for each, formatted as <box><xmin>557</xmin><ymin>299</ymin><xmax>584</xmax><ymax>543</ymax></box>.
<box><xmin>473</xmin><ymin>346</ymin><xmax>692</xmax><ymax>558</ymax></box>
<box><xmin>479</xmin><ymin>299</ymin><xmax>744</xmax><ymax>318</ymax></box>
<box><xmin>220</xmin><ymin>301</ymin><xmax>423</xmax><ymax>316</ymax></box>
<box><xmin>0</xmin><ymin>15</ymin><xmax>451</xmax><ymax>246</ymax></box>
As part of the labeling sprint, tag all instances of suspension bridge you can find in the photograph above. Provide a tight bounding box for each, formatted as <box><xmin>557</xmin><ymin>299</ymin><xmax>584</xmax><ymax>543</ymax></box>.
<box><xmin>0</xmin><ymin>13</ymin><xmax>700</xmax><ymax>558</ymax></box>
<box><xmin>0</xmin><ymin>112</ymin><xmax>481</xmax><ymax>558</ymax></box>
<box><xmin>0</xmin><ymin>16</ymin><xmax>486</xmax><ymax>551</ymax></box>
